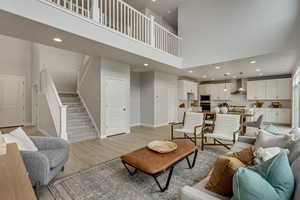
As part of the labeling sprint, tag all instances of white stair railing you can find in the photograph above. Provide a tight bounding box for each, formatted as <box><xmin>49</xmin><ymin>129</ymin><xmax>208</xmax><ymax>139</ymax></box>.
<box><xmin>42</xmin><ymin>0</ymin><xmax>182</xmax><ymax>57</ymax></box>
<box><xmin>40</xmin><ymin>69</ymin><xmax>68</xmax><ymax>140</ymax></box>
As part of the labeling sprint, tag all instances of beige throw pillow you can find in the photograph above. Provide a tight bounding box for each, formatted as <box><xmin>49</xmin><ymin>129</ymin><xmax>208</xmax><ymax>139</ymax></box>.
<box><xmin>205</xmin><ymin>147</ymin><xmax>255</xmax><ymax>197</ymax></box>
<box><xmin>254</xmin><ymin>129</ymin><xmax>293</xmax><ymax>149</ymax></box>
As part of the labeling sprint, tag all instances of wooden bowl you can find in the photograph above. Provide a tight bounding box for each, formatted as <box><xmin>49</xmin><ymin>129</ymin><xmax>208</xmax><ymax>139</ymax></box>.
<box><xmin>147</xmin><ymin>141</ymin><xmax>177</xmax><ymax>153</ymax></box>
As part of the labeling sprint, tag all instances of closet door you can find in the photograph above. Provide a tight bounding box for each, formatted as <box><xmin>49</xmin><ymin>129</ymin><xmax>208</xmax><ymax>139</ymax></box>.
<box><xmin>0</xmin><ymin>75</ymin><xmax>25</xmax><ymax>127</ymax></box>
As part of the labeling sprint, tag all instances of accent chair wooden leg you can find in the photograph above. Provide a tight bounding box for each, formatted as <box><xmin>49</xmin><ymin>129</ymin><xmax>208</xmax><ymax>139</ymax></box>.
<box><xmin>194</xmin><ymin>132</ymin><xmax>197</xmax><ymax>146</ymax></box>
<box><xmin>61</xmin><ymin>166</ymin><xmax>65</xmax><ymax>172</ymax></box>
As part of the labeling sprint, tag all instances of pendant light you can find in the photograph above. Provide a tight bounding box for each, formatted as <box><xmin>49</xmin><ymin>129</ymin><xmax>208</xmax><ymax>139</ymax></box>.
<box><xmin>224</xmin><ymin>74</ymin><xmax>228</xmax><ymax>92</ymax></box>
<box><xmin>238</xmin><ymin>72</ymin><xmax>245</xmax><ymax>92</ymax></box>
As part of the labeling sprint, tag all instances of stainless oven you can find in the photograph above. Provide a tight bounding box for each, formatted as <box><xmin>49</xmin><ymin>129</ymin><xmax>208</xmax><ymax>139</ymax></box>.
<box><xmin>200</xmin><ymin>95</ymin><xmax>210</xmax><ymax>102</ymax></box>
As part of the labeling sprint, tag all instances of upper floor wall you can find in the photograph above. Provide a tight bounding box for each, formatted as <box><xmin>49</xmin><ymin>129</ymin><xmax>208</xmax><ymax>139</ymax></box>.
<box><xmin>0</xmin><ymin>0</ymin><xmax>183</xmax><ymax>69</ymax></box>
<box><xmin>178</xmin><ymin>0</ymin><xmax>300</xmax><ymax>68</ymax></box>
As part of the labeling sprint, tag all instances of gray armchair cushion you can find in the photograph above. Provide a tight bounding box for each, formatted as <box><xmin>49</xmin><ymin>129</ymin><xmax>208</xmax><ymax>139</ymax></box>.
<box><xmin>21</xmin><ymin>136</ymin><xmax>69</xmax><ymax>186</ymax></box>
<box><xmin>40</xmin><ymin>149</ymin><xmax>68</xmax><ymax>169</ymax></box>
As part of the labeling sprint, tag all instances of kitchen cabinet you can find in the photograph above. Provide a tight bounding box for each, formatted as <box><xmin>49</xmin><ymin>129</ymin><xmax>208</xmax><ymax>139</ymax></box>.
<box><xmin>266</xmin><ymin>78</ymin><xmax>291</xmax><ymax>100</ymax></box>
<box><xmin>199</xmin><ymin>84</ymin><xmax>211</xmax><ymax>96</ymax></box>
<box><xmin>211</xmin><ymin>83</ymin><xmax>231</xmax><ymax>101</ymax></box>
<box><xmin>253</xmin><ymin>108</ymin><xmax>291</xmax><ymax>125</ymax></box>
<box><xmin>178</xmin><ymin>80</ymin><xmax>198</xmax><ymax>100</ymax></box>
<box><xmin>247</xmin><ymin>80</ymin><xmax>266</xmax><ymax>100</ymax></box>
<box><xmin>248</xmin><ymin>78</ymin><xmax>291</xmax><ymax>100</ymax></box>
<box><xmin>277</xmin><ymin>78</ymin><xmax>291</xmax><ymax>100</ymax></box>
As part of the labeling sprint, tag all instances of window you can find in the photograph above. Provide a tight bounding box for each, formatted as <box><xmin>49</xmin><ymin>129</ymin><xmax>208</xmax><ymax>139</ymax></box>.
<box><xmin>292</xmin><ymin>68</ymin><xmax>300</xmax><ymax>128</ymax></box>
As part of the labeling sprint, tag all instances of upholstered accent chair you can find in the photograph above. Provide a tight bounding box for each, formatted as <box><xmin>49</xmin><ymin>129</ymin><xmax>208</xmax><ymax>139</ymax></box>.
<box><xmin>21</xmin><ymin>136</ymin><xmax>69</xmax><ymax>190</ymax></box>
<box><xmin>170</xmin><ymin>112</ymin><xmax>205</xmax><ymax>146</ymax></box>
<box><xmin>201</xmin><ymin>114</ymin><xmax>241</xmax><ymax>150</ymax></box>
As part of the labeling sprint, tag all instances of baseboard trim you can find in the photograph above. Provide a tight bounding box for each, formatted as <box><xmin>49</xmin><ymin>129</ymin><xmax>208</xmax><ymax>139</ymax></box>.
<box><xmin>77</xmin><ymin>91</ymin><xmax>101</xmax><ymax>138</ymax></box>
<box><xmin>130</xmin><ymin>123</ymin><xmax>141</xmax><ymax>127</ymax></box>
<box><xmin>139</xmin><ymin>123</ymin><xmax>155</xmax><ymax>128</ymax></box>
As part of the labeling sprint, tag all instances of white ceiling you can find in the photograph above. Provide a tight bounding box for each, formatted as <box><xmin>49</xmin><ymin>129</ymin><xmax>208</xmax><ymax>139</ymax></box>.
<box><xmin>123</xmin><ymin>0</ymin><xmax>182</xmax><ymax>27</ymax></box>
<box><xmin>184</xmin><ymin>51</ymin><xmax>297</xmax><ymax>81</ymax></box>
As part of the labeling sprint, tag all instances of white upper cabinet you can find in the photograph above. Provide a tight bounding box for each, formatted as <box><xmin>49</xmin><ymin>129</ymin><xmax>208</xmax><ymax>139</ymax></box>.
<box><xmin>199</xmin><ymin>84</ymin><xmax>211</xmax><ymax>96</ymax></box>
<box><xmin>247</xmin><ymin>78</ymin><xmax>291</xmax><ymax>100</ymax></box>
<box><xmin>211</xmin><ymin>83</ymin><xmax>231</xmax><ymax>100</ymax></box>
<box><xmin>277</xmin><ymin>78</ymin><xmax>291</xmax><ymax>100</ymax></box>
<box><xmin>266</xmin><ymin>79</ymin><xmax>277</xmax><ymax>100</ymax></box>
<box><xmin>178</xmin><ymin>80</ymin><xmax>198</xmax><ymax>100</ymax></box>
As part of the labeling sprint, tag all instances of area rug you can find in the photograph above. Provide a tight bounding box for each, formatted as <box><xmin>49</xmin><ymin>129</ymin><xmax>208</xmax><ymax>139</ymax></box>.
<box><xmin>49</xmin><ymin>149</ymin><xmax>223</xmax><ymax>200</ymax></box>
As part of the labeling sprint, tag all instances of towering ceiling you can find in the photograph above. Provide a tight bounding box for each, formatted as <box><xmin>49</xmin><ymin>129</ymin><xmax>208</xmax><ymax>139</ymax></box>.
<box><xmin>179</xmin><ymin>0</ymin><xmax>300</xmax><ymax>68</ymax></box>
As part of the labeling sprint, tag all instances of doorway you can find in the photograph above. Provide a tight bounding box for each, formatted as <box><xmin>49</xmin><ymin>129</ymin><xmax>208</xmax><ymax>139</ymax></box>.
<box><xmin>105</xmin><ymin>78</ymin><xmax>129</xmax><ymax>137</ymax></box>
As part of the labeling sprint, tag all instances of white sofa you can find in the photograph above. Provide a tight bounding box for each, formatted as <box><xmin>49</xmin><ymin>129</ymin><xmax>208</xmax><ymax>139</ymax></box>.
<box><xmin>180</xmin><ymin>136</ymin><xmax>255</xmax><ymax>200</ymax></box>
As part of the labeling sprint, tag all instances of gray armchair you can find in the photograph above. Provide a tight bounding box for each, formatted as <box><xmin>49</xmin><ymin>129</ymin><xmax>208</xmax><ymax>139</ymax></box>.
<box><xmin>21</xmin><ymin>136</ymin><xmax>69</xmax><ymax>188</ymax></box>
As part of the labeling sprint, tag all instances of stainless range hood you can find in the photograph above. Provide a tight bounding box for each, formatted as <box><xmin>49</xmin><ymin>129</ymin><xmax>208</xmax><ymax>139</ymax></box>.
<box><xmin>231</xmin><ymin>78</ymin><xmax>247</xmax><ymax>95</ymax></box>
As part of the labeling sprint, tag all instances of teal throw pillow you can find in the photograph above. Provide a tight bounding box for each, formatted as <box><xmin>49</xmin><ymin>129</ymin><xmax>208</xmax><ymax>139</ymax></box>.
<box><xmin>264</xmin><ymin>125</ymin><xmax>285</xmax><ymax>136</ymax></box>
<box><xmin>232</xmin><ymin>152</ymin><xmax>294</xmax><ymax>200</ymax></box>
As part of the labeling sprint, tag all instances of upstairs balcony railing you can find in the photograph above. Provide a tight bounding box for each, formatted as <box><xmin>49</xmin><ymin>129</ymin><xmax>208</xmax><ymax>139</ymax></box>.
<box><xmin>43</xmin><ymin>0</ymin><xmax>182</xmax><ymax>57</ymax></box>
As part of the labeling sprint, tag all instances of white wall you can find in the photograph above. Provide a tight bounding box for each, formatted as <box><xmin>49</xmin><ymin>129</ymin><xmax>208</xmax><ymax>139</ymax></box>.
<box><xmin>37</xmin><ymin>94</ymin><xmax>57</xmax><ymax>137</ymax></box>
<box><xmin>0</xmin><ymin>34</ymin><xmax>32</xmax><ymax>124</ymax></box>
<box><xmin>130</xmin><ymin>72</ymin><xmax>141</xmax><ymax>126</ymax></box>
<box><xmin>78</xmin><ymin>56</ymin><xmax>101</xmax><ymax>134</ymax></box>
<box><xmin>38</xmin><ymin>44</ymin><xmax>84</xmax><ymax>93</ymax></box>
<box><xmin>140</xmin><ymin>72</ymin><xmax>155</xmax><ymax>126</ymax></box>
<box><xmin>179</xmin><ymin>0</ymin><xmax>300</xmax><ymax>67</ymax></box>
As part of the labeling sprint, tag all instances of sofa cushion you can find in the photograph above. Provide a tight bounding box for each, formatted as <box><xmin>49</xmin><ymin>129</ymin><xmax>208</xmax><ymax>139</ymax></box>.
<box><xmin>191</xmin><ymin>176</ymin><xmax>229</xmax><ymax>200</ymax></box>
<box><xmin>40</xmin><ymin>149</ymin><xmax>67</xmax><ymax>169</ymax></box>
<box><xmin>232</xmin><ymin>152</ymin><xmax>294</xmax><ymax>200</ymax></box>
<box><xmin>254</xmin><ymin>130</ymin><xmax>292</xmax><ymax>149</ymax></box>
<box><xmin>288</xmin><ymin>139</ymin><xmax>300</xmax><ymax>164</ymax></box>
<box><xmin>291</xmin><ymin>157</ymin><xmax>300</xmax><ymax>200</ymax></box>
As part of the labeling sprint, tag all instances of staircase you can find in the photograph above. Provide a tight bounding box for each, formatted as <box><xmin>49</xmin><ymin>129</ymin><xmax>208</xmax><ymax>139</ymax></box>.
<box><xmin>59</xmin><ymin>93</ymin><xmax>98</xmax><ymax>143</ymax></box>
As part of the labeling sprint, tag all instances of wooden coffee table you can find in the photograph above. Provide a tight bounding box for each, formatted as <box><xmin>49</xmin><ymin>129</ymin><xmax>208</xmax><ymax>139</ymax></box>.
<box><xmin>121</xmin><ymin>141</ymin><xmax>198</xmax><ymax>192</ymax></box>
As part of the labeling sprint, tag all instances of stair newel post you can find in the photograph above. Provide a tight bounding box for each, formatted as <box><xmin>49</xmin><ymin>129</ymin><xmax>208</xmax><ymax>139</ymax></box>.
<box><xmin>92</xmin><ymin>0</ymin><xmax>100</xmax><ymax>22</ymax></box>
<box><xmin>150</xmin><ymin>15</ymin><xmax>155</xmax><ymax>48</ymax></box>
<box><xmin>60</xmin><ymin>105</ymin><xmax>68</xmax><ymax>141</ymax></box>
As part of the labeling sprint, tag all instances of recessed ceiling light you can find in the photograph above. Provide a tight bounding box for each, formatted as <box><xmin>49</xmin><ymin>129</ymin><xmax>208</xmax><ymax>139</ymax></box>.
<box><xmin>152</xmin><ymin>0</ymin><xmax>156</xmax><ymax>2</ymax></box>
<box><xmin>144</xmin><ymin>63</ymin><xmax>149</xmax><ymax>66</ymax></box>
<box><xmin>225</xmin><ymin>72</ymin><xmax>231</xmax><ymax>75</ymax></box>
<box><xmin>232</xmin><ymin>76</ymin><xmax>237</xmax><ymax>79</ymax></box>
<box><xmin>256</xmin><ymin>69</ymin><xmax>261</xmax><ymax>72</ymax></box>
<box><xmin>202</xmin><ymin>75</ymin><xmax>207</xmax><ymax>78</ymax></box>
<box><xmin>211</xmin><ymin>78</ymin><xmax>215</xmax><ymax>81</ymax></box>
<box><xmin>250</xmin><ymin>60</ymin><xmax>256</xmax><ymax>64</ymax></box>
<box><xmin>259</xmin><ymin>73</ymin><xmax>264</xmax><ymax>76</ymax></box>
<box><xmin>53</xmin><ymin>37</ymin><xmax>63</xmax><ymax>43</ymax></box>
<box><xmin>168</xmin><ymin>10</ymin><xmax>171</xmax><ymax>14</ymax></box>
<box><xmin>188</xmin><ymin>70</ymin><xmax>193</xmax><ymax>73</ymax></box>
<box><xmin>215</xmin><ymin>66</ymin><xmax>221</xmax><ymax>69</ymax></box>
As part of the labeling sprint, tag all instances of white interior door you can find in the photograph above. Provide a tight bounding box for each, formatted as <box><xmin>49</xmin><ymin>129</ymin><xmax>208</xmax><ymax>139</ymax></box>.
<box><xmin>105</xmin><ymin>78</ymin><xmax>128</xmax><ymax>137</ymax></box>
<box><xmin>0</xmin><ymin>75</ymin><xmax>25</xmax><ymax>127</ymax></box>
<box><xmin>168</xmin><ymin>87</ymin><xmax>177</xmax><ymax>123</ymax></box>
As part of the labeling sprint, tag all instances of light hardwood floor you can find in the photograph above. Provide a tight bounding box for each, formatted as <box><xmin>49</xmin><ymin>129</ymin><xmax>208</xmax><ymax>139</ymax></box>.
<box><xmin>0</xmin><ymin>124</ymin><xmax>291</xmax><ymax>200</ymax></box>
